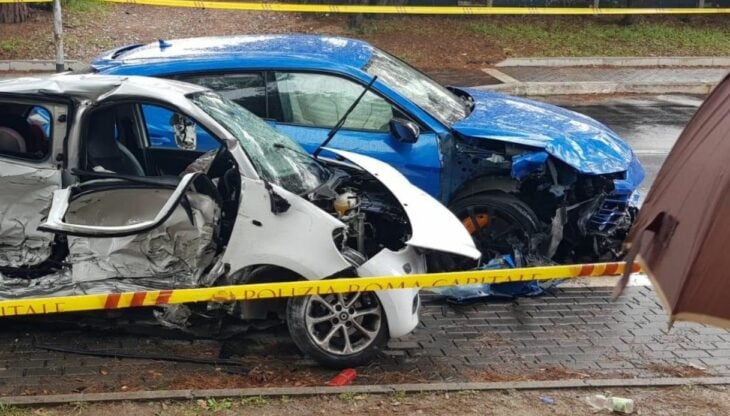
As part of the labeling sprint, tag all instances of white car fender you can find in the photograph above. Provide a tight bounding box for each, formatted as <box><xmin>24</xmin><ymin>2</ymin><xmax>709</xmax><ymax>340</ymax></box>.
<box><xmin>326</xmin><ymin>148</ymin><xmax>481</xmax><ymax>260</ymax></box>
<box><xmin>221</xmin><ymin>175</ymin><xmax>351</xmax><ymax>280</ymax></box>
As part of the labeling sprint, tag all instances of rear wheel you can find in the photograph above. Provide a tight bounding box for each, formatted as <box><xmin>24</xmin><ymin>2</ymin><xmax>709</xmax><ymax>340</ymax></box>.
<box><xmin>287</xmin><ymin>292</ymin><xmax>388</xmax><ymax>369</ymax></box>
<box><xmin>449</xmin><ymin>192</ymin><xmax>541</xmax><ymax>261</ymax></box>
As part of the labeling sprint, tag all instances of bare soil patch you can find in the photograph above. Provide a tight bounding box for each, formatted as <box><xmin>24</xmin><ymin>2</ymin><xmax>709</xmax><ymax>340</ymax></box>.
<box><xmin>2</xmin><ymin>6</ymin><xmax>729</xmax><ymax>73</ymax></box>
<box><xmin>4</xmin><ymin>385</ymin><xmax>730</xmax><ymax>415</ymax></box>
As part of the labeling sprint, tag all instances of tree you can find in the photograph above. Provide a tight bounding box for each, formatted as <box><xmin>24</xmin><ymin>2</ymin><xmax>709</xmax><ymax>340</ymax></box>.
<box><xmin>0</xmin><ymin>3</ymin><xmax>30</xmax><ymax>24</ymax></box>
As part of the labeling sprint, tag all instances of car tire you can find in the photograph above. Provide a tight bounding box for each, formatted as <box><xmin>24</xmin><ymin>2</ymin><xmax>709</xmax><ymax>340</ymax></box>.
<box><xmin>448</xmin><ymin>192</ymin><xmax>541</xmax><ymax>262</ymax></box>
<box><xmin>287</xmin><ymin>292</ymin><xmax>388</xmax><ymax>369</ymax></box>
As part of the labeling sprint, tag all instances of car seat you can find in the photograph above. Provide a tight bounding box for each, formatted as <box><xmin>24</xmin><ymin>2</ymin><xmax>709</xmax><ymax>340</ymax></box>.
<box><xmin>0</xmin><ymin>127</ymin><xmax>27</xmax><ymax>154</ymax></box>
<box><xmin>86</xmin><ymin>109</ymin><xmax>145</xmax><ymax>175</ymax></box>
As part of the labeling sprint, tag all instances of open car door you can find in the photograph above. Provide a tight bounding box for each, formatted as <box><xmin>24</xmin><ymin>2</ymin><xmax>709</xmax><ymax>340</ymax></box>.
<box><xmin>38</xmin><ymin>172</ymin><xmax>221</xmax><ymax>285</ymax></box>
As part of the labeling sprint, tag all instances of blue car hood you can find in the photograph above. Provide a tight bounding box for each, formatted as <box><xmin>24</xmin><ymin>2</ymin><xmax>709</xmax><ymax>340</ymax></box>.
<box><xmin>452</xmin><ymin>88</ymin><xmax>634</xmax><ymax>175</ymax></box>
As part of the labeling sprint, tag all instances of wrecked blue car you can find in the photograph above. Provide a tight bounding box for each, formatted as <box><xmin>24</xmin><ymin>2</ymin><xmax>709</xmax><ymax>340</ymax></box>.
<box><xmin>91</xmin><ymin>35</ymin><xmax>645</xmax><ymax>266</ymax></box>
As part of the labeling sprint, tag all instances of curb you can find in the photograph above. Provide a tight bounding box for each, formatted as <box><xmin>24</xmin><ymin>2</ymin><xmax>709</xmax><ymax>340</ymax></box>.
<box><xmin>0</xmin><ymin>60</ymin><xmax>84</xmax><ymax>72</ymax></box>
<box><xmin>479</xmin><ymin>81</ymin><xmax>717</xmax><ymax>96</ymax></box>
<box><xmin>495</xmin><ymin>56</ymin><xmax>730</xmax><ymax>68</ymax></box>
<box><xmin>2</xmin><ymin>377</ymin><xmax>729</xmax><ymax>406</ymax></box>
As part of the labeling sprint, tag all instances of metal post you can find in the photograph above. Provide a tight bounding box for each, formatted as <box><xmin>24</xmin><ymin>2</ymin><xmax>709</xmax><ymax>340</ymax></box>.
<box><xmin>698</xmin><ymin>0</ymin><xmax>705</xmax><ymax>7</ymax></box>
<box><xmin>593</xmin><ymin>0</ymin><xmax>600</xmax><ymax>8</ymax></box>
<box><xmin>52</xmin><ymin>0</ymin><xmax>64</xmax><ymax>73</ymax></box>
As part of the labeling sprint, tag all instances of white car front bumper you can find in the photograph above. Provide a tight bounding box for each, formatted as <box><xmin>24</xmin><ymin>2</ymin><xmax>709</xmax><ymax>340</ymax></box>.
<box><xmin>356</xmin><ymin>245</ymin><xmax>424</xmax><ymax>338</ymax></box>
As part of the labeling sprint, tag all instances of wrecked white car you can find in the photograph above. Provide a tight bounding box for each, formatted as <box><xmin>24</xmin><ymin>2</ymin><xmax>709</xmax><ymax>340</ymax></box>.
<box><xmin>0</xmin><ymin>75</ymin><xmax>480</xmax><ymax>368</ymax></box>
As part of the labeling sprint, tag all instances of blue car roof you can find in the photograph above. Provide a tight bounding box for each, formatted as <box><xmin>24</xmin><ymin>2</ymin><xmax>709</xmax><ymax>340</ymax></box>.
<box><xmin>92</xmin><ymin>34</ymin><xmax>375</xmax><ymax>73</ymax></box>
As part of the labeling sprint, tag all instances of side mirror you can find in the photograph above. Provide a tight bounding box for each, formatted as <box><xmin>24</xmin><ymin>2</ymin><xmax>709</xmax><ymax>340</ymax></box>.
<box><xmin>389</xmin><ymin>118</ymin><xmax>420</xmax><ymax>144</ymax></box>
<box><xmin>170</xmin><ymin>113</ymin><xmax>197</xmax><ymax>150</ymax></box>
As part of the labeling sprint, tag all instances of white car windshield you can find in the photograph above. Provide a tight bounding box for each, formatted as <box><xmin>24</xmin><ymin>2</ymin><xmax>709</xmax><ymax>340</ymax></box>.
<box><xmin>191</xmin><ymin>92</ymin><xmax>330</xmax><ymax>194</ymax></box>
<box><xmin>364</xmin><ymin>49</ymin><xmax>468</xmax><ymax>125</ymax></box>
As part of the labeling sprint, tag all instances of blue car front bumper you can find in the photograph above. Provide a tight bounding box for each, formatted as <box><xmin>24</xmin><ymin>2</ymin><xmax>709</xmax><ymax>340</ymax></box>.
<box><xmin>589</xmin><ymin>153</ymin><xmax>645</xmax><ymax>233</ymax></box>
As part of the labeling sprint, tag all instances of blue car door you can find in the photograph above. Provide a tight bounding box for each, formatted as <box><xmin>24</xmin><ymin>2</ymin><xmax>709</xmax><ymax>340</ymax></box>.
<box><xmin>266</xmin><ymin>71</ymin><xmax>442</xmax><ymax>197</ymax></box>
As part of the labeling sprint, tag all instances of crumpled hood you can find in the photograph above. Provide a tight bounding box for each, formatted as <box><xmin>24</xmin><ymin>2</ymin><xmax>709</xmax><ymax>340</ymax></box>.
<box><xmin>327</xmin><ymin>149</ymin><xmax>481</xmax><ymax>260</ymax></box>
<box><xmin>452</xmin><ymin>88</ymin><xmax>634</xmax><ymax>175</ymax></box>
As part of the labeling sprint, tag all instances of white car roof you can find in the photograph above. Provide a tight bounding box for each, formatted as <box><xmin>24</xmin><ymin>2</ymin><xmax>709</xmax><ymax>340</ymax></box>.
<box><xmin>0</xmin><ymin>74</ymin><xmax>209</xmax><ymax>102</ymax></box>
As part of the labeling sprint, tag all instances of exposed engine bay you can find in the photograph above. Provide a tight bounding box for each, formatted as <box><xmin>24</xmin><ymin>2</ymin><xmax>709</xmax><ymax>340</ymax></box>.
<box><xmin>447</xmin><ymin>137</ymin><xmax>640</xmax><ymax>264</ymax></box>
<box><xmin>307</xmin><ymin>165</ymin><xmax>412</xmax><ymax>264</ymax></box>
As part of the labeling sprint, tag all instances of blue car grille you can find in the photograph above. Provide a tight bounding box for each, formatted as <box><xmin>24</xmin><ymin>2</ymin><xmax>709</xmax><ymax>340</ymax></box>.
<box><xmin>589</xmin><ymin>193</ymin><xmax>631</xmax><ymax>232</ymax></box>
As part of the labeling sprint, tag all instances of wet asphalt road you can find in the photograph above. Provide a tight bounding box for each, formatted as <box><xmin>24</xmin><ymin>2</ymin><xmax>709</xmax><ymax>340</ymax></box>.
<box><xmin>543</xmin><ymin>94</ymin><xmax>703</xmax><ymax>199</ymax></box>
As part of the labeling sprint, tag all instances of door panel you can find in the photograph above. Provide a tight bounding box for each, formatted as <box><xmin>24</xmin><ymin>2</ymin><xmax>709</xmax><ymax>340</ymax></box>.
<box><xmin>268</xmin><ymin>71</ymin><xmax>443</xmax><ymax>198</ymax></box>
<box><xmin>39</xmin><ymin>175</ymin><xmax>219</xmax><ymax>282</ymax></box>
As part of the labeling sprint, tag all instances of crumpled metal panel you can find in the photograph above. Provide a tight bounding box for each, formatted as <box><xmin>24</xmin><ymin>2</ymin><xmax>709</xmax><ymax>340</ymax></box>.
<box><xmin>0</xmin><ymin>163</ymin><xmax>60</xmax><ymax>268</ymax></box>
<box><xmin>0</xmin><ymin>191</ymin><xmax>220</xmax><ymax>299</ymax></box>
<box><xmin>452</xmin><ymin>88</ymin><xmax>635</xmax><ymax>175</ymax></box>
<box><xmin>0</xmin><ymin>268</ymin><xmax>216</xmax><ymax>300</ymax></box>
<box><xmin>67</xmin><ymin>192</ymin><xmax>219</xmax><ymax>283</ymax></box>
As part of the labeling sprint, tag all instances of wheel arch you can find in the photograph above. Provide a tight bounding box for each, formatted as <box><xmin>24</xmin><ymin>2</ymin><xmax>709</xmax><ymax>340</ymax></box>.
<box><xmin>449</xmin><ymin>175</ymin><xmax>520</xmax><ymax>204</ymax></box>
<box><xmin>229</xmin><ymin>264</ymin><xmax>305</xmax><ymax>320</ymax></box>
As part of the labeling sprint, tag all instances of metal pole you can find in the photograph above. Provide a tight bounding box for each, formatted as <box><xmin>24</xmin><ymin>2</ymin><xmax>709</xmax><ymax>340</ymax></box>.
<box><xmin>698</xmin><ymin>0</ymin><xmax>705</xmax><ymax>8</ymax></box>
<box><xmin>593</xmin><ymin>0</ymin><xmax>600</xmax><ymax>8</ymax></box>
<box><xmin>52</xmin><ymin>0</ymin><xmax>64</xmax><ymax>73</ymax></box>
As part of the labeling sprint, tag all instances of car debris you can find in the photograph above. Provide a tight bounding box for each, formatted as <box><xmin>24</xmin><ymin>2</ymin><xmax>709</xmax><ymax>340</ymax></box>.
<box><xmin>0</xmin><ymin>74</ymin><xmax>480</xmax><ymax>368</ymax></box>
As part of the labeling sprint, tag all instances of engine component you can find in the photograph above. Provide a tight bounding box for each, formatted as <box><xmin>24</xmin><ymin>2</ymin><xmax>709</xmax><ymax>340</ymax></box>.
<box><xmin>334</xmin><ymin>190</ymin><xmax>359</xmax><ymax>216</ymax></box>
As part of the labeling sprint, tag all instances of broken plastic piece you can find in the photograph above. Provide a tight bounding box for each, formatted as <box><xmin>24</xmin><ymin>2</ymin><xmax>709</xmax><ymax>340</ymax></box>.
<box><xmin>511</xmin><ymin>151</ymin><xmax>549</xmax><ymax>180</ymax></box>
<box><xmin>327</xmin><ymin>368</ymin><xmax>357</xmax><ymax>386</ymax></box>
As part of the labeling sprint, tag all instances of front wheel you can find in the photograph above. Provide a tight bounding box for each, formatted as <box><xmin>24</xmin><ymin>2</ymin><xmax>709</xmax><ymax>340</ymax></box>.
<box><xmin>449</xmin><ymin>192</ymin><xmax>541</xmax><ymax>261</ymax></box>
<box><xmin>287</xmin><ymin>292</ymin><xmax>388</xmax><ymax>369</ymax></box>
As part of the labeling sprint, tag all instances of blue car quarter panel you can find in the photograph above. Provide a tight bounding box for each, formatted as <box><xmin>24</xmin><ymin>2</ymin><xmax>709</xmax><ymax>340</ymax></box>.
<box><xmin>453</xmin><ymin>88</ymin><xmax>634</xmax><ymax>175</ymax></box>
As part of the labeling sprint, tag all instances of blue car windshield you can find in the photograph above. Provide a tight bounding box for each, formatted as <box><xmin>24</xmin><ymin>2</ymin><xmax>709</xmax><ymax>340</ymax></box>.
<box><xmin>191</xmin><ymin>92</ymin><xmax>330</xmax><ymax>194</ymax></box>
<box><xmin>364</xmin><ymin>49</ymin><xmax>468</xmax><ymax>126</ymax></box>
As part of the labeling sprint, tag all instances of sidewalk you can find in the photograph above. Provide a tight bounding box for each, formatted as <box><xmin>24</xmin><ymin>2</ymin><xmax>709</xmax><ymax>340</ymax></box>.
<box><xmin>1</xmin><ymin>286</ymin><xmax>728</xmax><ymax>397</ymax></box>
<box><xmin>480</xmin><ymin>63</ymin><xmax>729</xmax><ymax>96</ymax></box>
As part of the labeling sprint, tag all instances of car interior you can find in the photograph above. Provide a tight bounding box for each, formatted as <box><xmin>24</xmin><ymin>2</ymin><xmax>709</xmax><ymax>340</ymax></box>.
<box><xmin>56</xmin><ymin>102</ymin><xmax>244</xmax><ymax>280</ymax></box>
<box><xmin>0</xmin><ymin>103</ymin><xmax>52</xmax><ymax>160</ymax></box>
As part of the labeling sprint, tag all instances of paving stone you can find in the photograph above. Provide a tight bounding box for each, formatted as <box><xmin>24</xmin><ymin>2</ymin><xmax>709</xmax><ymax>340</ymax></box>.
<box><xmin>672</xmin><ymin>350</ymin><xmax>710</xmax><ymax>358</ymax></box>
<box><xmin>0</xmin><ymin>286</ymin><xmax>727</xmax><ymax>394</ymax></box>
<box><xmin>709</xmin><ymin>349</ymin><xmax>730</xmax><ymax>358</ymax></box>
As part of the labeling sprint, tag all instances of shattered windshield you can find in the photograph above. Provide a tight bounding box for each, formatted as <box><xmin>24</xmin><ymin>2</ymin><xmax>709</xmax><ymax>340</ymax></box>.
<box><xmin>364</xmin><ymin>49</ymin><xmax>468</xmax><ymax>125</ymax></box>
<box><xmin>191</xmin><ymin>92</ymin><xmax>330</xmax><ymax>194</ymax></box>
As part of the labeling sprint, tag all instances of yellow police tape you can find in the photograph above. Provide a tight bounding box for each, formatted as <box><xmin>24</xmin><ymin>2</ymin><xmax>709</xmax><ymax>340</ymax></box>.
<box><xmin>2</xmin><ymin>0</ymin><xmax>730</xmax><ymax>14</ymax></box>
<box><xmin>0</xmin><ymin>261</ymin><xmax>637</xmax><ymax>318</ymax></box>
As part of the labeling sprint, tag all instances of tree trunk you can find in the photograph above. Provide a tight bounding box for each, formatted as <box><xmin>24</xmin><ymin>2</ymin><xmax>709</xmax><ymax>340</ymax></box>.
<box><xmin>0</xmin><ymin>4</ymin><xmax>30</xmax><ymax>24</ymax></box>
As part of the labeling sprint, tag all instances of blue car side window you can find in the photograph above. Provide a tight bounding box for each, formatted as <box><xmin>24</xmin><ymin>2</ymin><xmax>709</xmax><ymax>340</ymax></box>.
<box><xmin>141</xmin><ymin>104</ymin><xmax>217</xmax><ymax>150</ymax></box>
<box><xmin>273</xmin><ymin>72</ymin><xmax>394</xmax><ymax>132</ymax></box>
<box><xmin>173</xmin><ymin>73</ymin><xmax>267</xmax><ymax>119</ymax></box>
